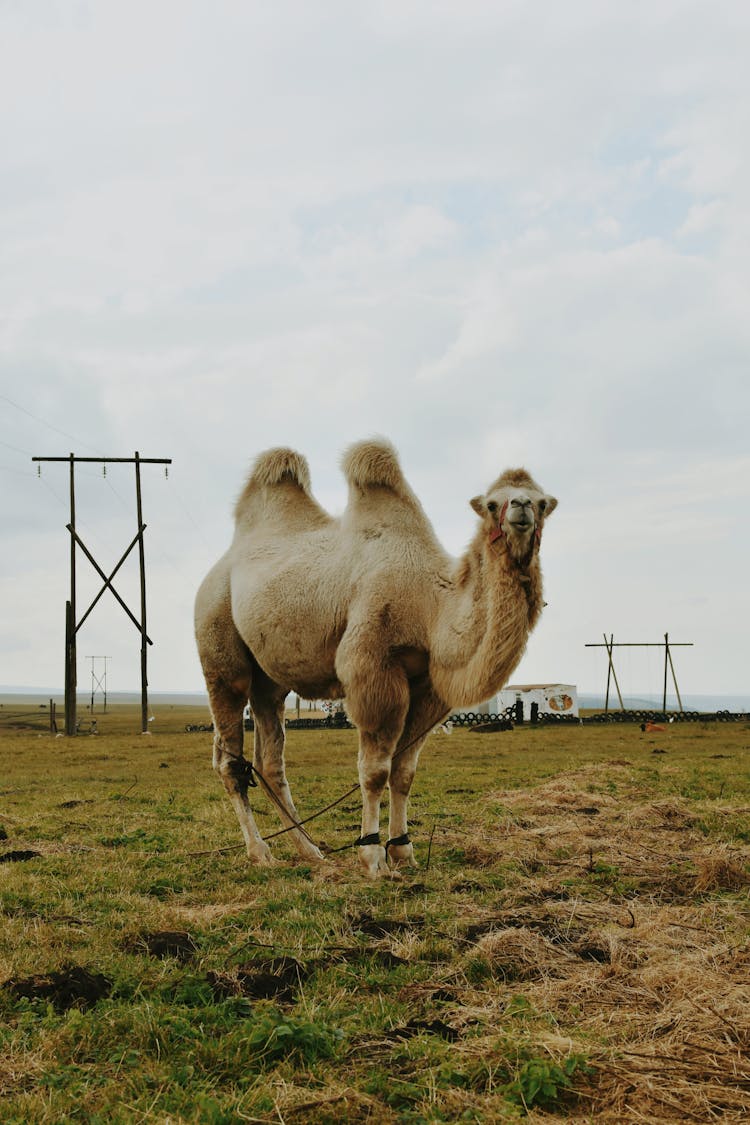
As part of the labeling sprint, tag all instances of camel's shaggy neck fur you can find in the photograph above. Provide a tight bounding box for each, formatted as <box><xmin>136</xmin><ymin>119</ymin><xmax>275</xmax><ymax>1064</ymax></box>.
<box><xmin>195</xmin><ymin>439</ymin><xmax>557</xmax><ymax>877</ymax></box>
<box><xmin>430</xmin><ymin>520</ymin><xmax>544</xmax><ymax>707</ymax></box>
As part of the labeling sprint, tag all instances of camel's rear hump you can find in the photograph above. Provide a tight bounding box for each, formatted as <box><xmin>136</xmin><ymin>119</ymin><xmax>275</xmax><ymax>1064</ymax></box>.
<box><xmin>341</xmin><ymin>439</ymin><xmax>441</xmax><ymax>549</ymax></box>
<box><xmin>341</xmin><ymin>439</ymin><xmax>411</xmax><ymax>496</ymax></box>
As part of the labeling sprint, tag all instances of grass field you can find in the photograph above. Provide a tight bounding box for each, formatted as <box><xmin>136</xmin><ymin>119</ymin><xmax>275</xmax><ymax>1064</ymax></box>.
<box><xmin>1</xmin><ymin>705</ymin><xmax>749</xmax><ymax>1122</ymax></box>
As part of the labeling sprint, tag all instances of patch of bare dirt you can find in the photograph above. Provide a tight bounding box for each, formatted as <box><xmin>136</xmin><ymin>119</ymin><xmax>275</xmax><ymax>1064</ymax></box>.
<box><xmin>0</xmin><ymin>850</ymin><xmax>41</xmax><ymax>863</ymax></box>
<box><xmin>3</xmin><ymin>965</ymin><xmax>112</xmax><ymax>1011</ymax></box>
<box><xmin>208</xmin><ymin>955</ymin><xmax>312</xmax><ymax>1003</ymax></box>
<box><xmin>122</xmin><ymin>929</ymin><xmax>198</xmax><ymax>962</ymax></box>
<box><xmin>349</xmin><ymin>911</ymin><xmax>425</xmax><ymax>938</ymax></box>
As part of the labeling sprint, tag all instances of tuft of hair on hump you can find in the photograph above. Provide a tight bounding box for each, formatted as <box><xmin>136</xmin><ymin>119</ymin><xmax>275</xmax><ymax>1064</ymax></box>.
<box><xmin>235</xmin><ymin>447</ymin><xmax>313</xmax><ymax>515</ymax></box>
<box><xmin>341</xmin><ymin>438</ymin><xmax>406</xmax><ymax>492</ymax></box>
<box><xmin>490</xmin><ymin>467</ymin><xmax>542</xmax><ymax>493</ymax></box>
<box><xmin>249</xmin><ymin>447</ymin><xmax>312</xmax><ymax>491</ymax></box>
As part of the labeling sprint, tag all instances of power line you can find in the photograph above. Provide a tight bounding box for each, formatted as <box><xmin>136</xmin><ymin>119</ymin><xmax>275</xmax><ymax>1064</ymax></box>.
<box><xmin>0</xmin><ymin>392</ymin><xmax>105</xmax><ymax>456</ymax></box>
<box><xmin>0</xmin><ymin>437</ymin><xmax>34</xmax><ymax>456</ymax></box>
<box><xmin>0</xmin><ymin>462</ymin><xmax>37</xmax><ymax>477</ymax></box>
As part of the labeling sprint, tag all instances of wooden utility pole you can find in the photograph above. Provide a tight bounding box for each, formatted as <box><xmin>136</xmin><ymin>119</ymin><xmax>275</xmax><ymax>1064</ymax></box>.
<box><xmin>33</xmin><ymin>452</ymin><xmax>171</xmax><ymax>735</ymax></box>
<box><xmin>602</xmin><ymin>633</ymin><xmax>624</xmax><ymax>716</ymax></box>
<box><xmin>86</xmin><ymin>655</ymin><xmax>110</xmax><ymax>713</ymax></box>
<box><xmin>664</xmin><ymin>633</ymin><xmax>683</xmax><ymax>712</ymax></box>
<box><xmin>585</xmin><ymin>635</ymin><xmax>693</xmax><ymax>714</ymax></box>
<box><xmin>135</xmin><ymin>453</ymin><xmax>149</xmax><ymax>734</ymax></box>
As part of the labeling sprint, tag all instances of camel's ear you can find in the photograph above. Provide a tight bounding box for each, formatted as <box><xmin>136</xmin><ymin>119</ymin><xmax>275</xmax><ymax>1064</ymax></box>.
<box><xmin>470</xmin><ymin>495</ymin><xmax>486</xmax><ymax>516</ymax></box>
<box><xmin>543</xmin><ymin>495</ymin><xmax>558</xmax><ymax>516</ymax></box>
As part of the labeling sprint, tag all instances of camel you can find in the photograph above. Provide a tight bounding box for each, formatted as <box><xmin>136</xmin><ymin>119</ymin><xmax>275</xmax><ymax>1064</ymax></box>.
<box><xmin>194</xmin><ymin>439</ymin><xmax>557</xmax><ymax>877</ymax></box>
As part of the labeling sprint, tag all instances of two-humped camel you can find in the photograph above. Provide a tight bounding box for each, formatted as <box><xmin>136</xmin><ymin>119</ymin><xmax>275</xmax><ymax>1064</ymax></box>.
<box><xmin>195</xmin><ymin>440</ymin><xmax>557</xmax><ymax>877</ymax></box>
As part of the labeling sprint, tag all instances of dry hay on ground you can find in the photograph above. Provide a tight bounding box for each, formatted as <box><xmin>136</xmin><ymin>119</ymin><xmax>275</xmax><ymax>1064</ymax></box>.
<box><xmin>429</xmin><ymin>764</ymin><xmax>750</xmax><ymax>1121</ymax></box>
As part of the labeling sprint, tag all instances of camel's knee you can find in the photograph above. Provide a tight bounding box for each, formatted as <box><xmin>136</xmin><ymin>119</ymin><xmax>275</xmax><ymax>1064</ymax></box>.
<box><xmin>253</xmin><ymin>754</ymin><xmax>287</xmax><ymax>792</ymax></box>
<box><xmin>212</xmin><ymin>733</ymin><xmax>227</xmax><ymax>772</ymax></box>
<box><xmin>389</xmin><ymin>766</ymin><xmax>417</xmax><ymax>799</ymax></box>
<box><xmin>360</xmin><ymin>762</ymin><xmax>390</xmax><ymax>797</ymax></box>
<box><xmin>214</xmin><ymin>747</ymin><xmax>256</xmax><ymax>800</ymax></box>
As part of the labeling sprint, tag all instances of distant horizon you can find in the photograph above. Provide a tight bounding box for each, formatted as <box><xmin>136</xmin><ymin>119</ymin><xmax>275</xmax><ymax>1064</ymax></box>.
<box><xmin>2</xmin><ymin>685</ymin><xmax>748</xmax><ymax>712</ymax></box>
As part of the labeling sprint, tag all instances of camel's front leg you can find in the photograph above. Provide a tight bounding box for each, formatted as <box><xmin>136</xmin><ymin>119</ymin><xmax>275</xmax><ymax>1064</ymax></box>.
<box><xmin>357</xmin><ymin>733</ymin><xmax>392</xmax><ymax>878</ymax></box>
<box><xmin>388</xmin><ymin>690</ymin><xmax>449</xmax><ymax>869</ymax></box>
<box><xmin>207</xmin><ymin>675</ymin><xmax>277</xmax><ymax>867</ymax></box>
<box><xmin>338</xmin><ymin>628</ymin><xmax>410</xmax><ymax>878</ymax></box>
<box><xmin>250</xmin><ymin>681</ymin><xmax>325</xmax><ymax>864</ymax></box>
<box><xmin>387</xmin><ymin>744</ymin><xmax>420</xmax><ymax>869</ymax></box>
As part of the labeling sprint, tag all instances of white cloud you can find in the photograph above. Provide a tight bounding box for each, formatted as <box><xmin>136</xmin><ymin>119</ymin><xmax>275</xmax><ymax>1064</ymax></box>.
<box><xmin>1</xmin><ymin>1</ymin><xmax>749</xmax><ymax>698</ymax></box>
<box><xmin>677</xmin><ymin>199</ymin><xmax>724</xmax><ymax>238</ymax></box>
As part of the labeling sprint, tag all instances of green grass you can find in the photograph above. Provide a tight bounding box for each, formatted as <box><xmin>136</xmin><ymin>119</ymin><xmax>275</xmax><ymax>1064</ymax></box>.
<box><xmin>1</xmin><ymin>706</ymin><xmax>749</xmax><ymax>1121</ymax></box>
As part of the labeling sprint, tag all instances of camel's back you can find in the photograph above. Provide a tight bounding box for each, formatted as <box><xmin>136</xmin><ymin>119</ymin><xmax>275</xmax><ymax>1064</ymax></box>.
<box><xmin>229</xmin><ymin>441</ymin><xmax>448</xmax><ymax>652</ymax></box>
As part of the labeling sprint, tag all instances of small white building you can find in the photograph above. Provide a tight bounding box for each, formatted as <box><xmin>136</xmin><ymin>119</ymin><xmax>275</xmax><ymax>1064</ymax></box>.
<box><xmin>476</xmin><ymin>683</ymin><xmax>579</xmax><ymax>719</ymax></box>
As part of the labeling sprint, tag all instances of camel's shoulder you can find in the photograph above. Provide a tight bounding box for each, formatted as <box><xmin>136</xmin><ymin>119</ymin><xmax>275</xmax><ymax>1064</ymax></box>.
<box><xmin>234</xmin><ymin>447</ymin><xmax>331</xmax><ymax>528</ymax></box>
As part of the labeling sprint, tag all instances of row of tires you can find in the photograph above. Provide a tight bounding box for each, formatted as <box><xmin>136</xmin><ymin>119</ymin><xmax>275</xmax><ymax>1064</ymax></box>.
<box><xmin>283</xmin><ymin>715</ymin><xmax>354</xmax><ymax>730</ymax></box>
<box><xmin>448</xmin><ymin>711</ymin><xmax>517</xmax><ymax>726</ymax></box>
<box><xmin>583</xmin><ymin>709</ymin><xmax>747</xmax><ymax>724</ymax></box>
<box><xmin>450</xmin><ymin>709</ymin><xmax>749</xmax><ymax>726</ymax></box>
<box><xmin>188</xmin><ymin>709</ymin><xmax>747</xmax><ymax>734</ymax></box>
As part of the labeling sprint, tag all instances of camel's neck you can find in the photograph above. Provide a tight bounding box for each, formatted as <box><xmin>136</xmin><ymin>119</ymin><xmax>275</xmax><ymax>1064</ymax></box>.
<box><xmin>430</xmin><ymin>530</ymin><xmax>544</xmax><ymax>708</ymax></box>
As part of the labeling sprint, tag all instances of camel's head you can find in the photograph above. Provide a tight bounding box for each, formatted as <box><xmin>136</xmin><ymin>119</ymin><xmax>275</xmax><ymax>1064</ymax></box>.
<box><xmin>470</xmin><ymin>469</ymin><xmax>557</xmax><ymax>561</ymax></box>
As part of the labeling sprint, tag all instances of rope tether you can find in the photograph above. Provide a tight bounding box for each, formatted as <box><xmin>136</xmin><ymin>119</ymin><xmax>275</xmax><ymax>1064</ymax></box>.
<box><xmin>230</xmin><ymin>712</ymin><xmax>445</xmax><ymax>852</ymax></box>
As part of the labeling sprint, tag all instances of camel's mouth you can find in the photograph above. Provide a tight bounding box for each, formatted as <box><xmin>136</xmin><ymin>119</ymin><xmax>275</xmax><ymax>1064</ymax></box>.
<box><xmin>507</xmin><ymin>517</ymin><xmax>534</xmax><ymax>533</ymax></box>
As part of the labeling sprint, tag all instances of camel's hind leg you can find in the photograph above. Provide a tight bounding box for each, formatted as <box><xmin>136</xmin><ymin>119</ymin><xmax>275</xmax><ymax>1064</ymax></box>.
<box><xmin>387</xmin><ymin>687</ymin><xmax>449</xmax><ymax>870</ymax></box>
<box><xmin>204</xmin><ymin>670</ymin><xmax>277</xmax><ymax>867</ymax></box>
<box><xmin>196</xmin><ymin>563</ymin><xmax>276</xmax><ymax>865</ymax></box>
<box><xmin>249</xmin><ymin>673</ymin><xmax>325</xmax><ymax>864</ymax></box>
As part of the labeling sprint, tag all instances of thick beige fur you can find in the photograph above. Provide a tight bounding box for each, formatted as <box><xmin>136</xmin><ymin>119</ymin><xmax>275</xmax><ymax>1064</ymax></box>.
<box><xmin>195</xmin><ymin>439</ymin><xmax>557</xmax><ymax>876</ymax></box>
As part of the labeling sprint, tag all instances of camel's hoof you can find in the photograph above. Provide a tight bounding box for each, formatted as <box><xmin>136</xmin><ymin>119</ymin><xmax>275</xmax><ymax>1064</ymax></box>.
<box><xmin>246</xmin><ymin>846</ymin><xmax>280</xmax><ymax>867</ymax></box>
<box><xmin>298</xmin><ymin>847</ymin><xmax>327</xmax><ymax>865</ymax></box>
<box><xmin>388</xmin><ymin>844</ymin><xmax>417</xmax><ymax>870</ymax></box>
<box><xmin>358</xmin><ymin>844</ymin><xmax>389</xmax><ymax>879</ymax></box>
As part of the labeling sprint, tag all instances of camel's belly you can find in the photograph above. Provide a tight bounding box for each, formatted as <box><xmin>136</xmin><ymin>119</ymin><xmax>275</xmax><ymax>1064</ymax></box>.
<box><xmin>230</xmin><ymin>568</ymin><xmax>344</xmax><ymax>697</ymax></box>
<box><xmin>229</xmin><ymin>544</ymin><xmax>431</xmax><ymax>698</ymax></box>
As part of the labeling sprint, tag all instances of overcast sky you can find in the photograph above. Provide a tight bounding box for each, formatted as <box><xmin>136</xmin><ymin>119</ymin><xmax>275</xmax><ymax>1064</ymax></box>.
<box><xmin>2</xmin><ymin>1</ymin><xmax>748</xmax><ymax>704</ymax></box>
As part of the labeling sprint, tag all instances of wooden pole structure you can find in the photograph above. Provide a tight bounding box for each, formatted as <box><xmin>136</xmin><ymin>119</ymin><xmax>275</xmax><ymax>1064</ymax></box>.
<box><xmin>135</xmin><ymin>452</ymin><xmax>149</xmax><ymax>734</ymax></box>
<box><xmin>67</xmin><ymin>453</ymin><xmax>77</xmax><ymax>735</ymax></box>
<box><xmin>604</xmin><ymin>633</ymin><xmax>612</xmax><ymax>716</ymax></box>
<box><xmin>586</xmin><ymin>636</ymin><xmax>693</xmax><ymax>712</ymax></box>
<box><xmin>86</xmin><ymin>656</ymin><xmax>110</xmax><ymax>714</ymax></box>
<box><xmin>33</xmin><ymin>452</ymin><xmax>171</xmax><ymax>735</ymax></box>
<box><xmin>603</xmin><ymin>633</ymin><xmax>625</xmax><ymax>715</ymax></box>
<box><xmin>666</xmin><ymin>638</ymin><xmax>684</xmax><ymax>711</ymax></box>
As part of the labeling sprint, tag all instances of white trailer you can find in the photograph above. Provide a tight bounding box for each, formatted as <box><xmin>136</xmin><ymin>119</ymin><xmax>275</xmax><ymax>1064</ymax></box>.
<box><xmin>481</xmin><ymin>683</ymin><xmax>579</xmax><ymax>719</ymax></box>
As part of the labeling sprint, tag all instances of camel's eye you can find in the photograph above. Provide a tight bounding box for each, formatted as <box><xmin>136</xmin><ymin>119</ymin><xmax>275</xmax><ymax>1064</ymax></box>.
<box><xmin>487</xmin><ymin>501</ymin><xmax>497</xmax><ymax>514</ymax></box>
<box><xmin>538</xmin><ymin>499</ymin><xmax>547</xmax><ymax>513</ymax></box>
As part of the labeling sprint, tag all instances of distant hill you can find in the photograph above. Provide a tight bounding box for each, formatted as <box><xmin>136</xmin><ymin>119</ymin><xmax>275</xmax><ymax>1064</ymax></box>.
<box><xmin>2</xmin><ymin>688</ymin><xmax>748</xmax><ymax>713</ymax></box>
<box><xmin>578</xmin><ymin>692</ymin><xmax>749</xmax><ymax>713</ymax></box>
<box><xmin>0</xmin><ymin>688</ymin><xmax>209</xmax><ymax>706</ymax></box>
